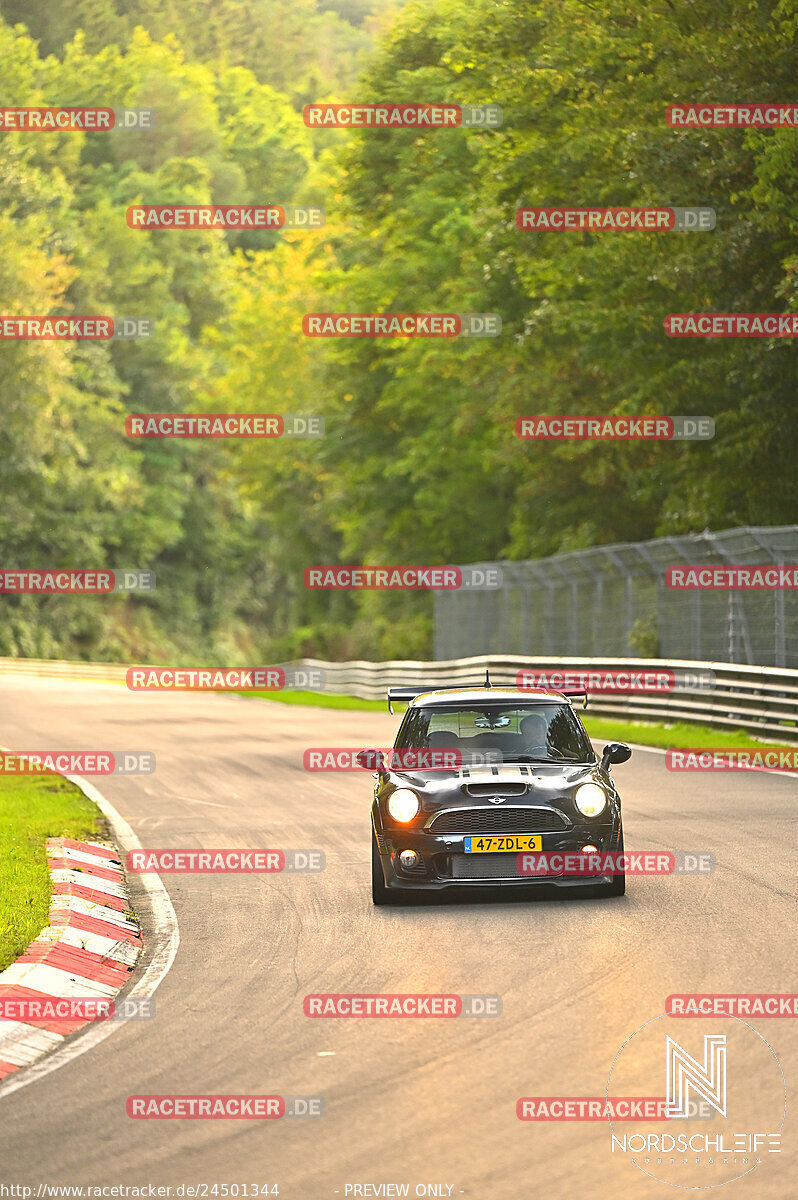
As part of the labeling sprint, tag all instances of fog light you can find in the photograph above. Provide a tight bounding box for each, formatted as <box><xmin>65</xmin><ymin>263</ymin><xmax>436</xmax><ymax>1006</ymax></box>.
<box><xmin>398</xmin><ymin>849</ymin><xmax>420</xmax><ymax>869</ymax></box>
<box><xmin>581</xmin><ymin>844</ymin><xmax>598</xmax><ymax>853</ymax></box>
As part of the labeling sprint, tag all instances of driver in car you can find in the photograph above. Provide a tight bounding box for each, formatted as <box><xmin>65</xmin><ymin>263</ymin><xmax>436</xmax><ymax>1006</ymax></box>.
<box><xmin>519</xmin><ymin>712</ymin><xmax>550</xmax><ymax>756</ymax></box>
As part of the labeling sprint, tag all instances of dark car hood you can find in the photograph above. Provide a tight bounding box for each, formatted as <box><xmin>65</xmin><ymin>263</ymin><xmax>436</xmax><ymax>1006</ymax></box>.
<box><xmin>386</xmin><ymin>760</ymin><xmax>607</xmax><ymax>811</ymax></box>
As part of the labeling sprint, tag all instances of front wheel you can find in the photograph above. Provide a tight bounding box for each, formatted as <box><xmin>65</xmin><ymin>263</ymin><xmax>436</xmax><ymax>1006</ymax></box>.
<box><xmin>597</xmin><ymin>825</ymin><xmax>625</xmax><ymax>896</ymax></box>
<box><xmin>600</xmin><ymin>869</ymin><xmax>626</xmax><ymax>897</ymax></box>
<box><xmin>371</xmin><ymin>826</ymin><xmax>411</xmax><ymax>905</ymax></box>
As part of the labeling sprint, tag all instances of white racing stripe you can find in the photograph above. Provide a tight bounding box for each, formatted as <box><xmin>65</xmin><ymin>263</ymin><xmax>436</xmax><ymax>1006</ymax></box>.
<box><xmin>49</xmin><ymin>868</ymin><xmax>128</xmax><ymax>898</ymax></box>
<box><xmin>0</xmin><ymin>962</ymin><xmax>118</xmax><ymax>998</ymax></box>
<box><xmin>48</xmin><ymin>895</ymin><xmax>138</xmax><ymax>928</ymax></box>
<box><xmin>0</xmin><ymin>1024</ymin><xmax>64</xmax><ymax>1067</ymax></box>
<box><xmin>56</xmin><ymin>847</ymin><xmax>122</xmax><ymax>869</ymax></box>
<box><xmin>35</xmin><ymin>926</ymin><xmax>139</xmax><ymax>963</ymax></box>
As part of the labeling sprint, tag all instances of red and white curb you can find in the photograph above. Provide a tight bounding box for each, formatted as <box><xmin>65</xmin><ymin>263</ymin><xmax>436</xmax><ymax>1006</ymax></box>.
<box><xmin>0</xmin><ymin>836</ymin><xmax>142</xmax><ymax>1081</ymax></box>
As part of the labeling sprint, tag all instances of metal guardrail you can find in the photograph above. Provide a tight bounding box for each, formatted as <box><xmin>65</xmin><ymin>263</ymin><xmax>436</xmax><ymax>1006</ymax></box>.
<box><xmin>0</xmin><ymin>657</ymin><xmax>129</xmax><ymax>682</ymax></box>
<box><xmin>4</xmin><ymin>654</ymin><xmax>798</xmax><ymax>742</ymax></box>
<box><xmin>289</xmin><ymin>655</ymin><xmax>798</xmax><ymax>740</ymax></box>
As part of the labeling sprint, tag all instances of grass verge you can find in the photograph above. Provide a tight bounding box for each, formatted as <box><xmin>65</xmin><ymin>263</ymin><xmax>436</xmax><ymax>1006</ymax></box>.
<box><xmin>0</xmin><ymin>773</ymin><xmax>101</xmax><ymax>971</ymax></box>
<box><xmin>580</xmin><ymin>716</ymin><xmax>788</xmax><ymax>751</ymax></box>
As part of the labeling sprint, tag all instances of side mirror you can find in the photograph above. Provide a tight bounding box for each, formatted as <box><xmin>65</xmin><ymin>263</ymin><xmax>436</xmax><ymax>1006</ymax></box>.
<box><xmin>601</xmin><ymin>742</ymin><xmax>632</xmax><ymax>770</ymax></box>
<box><xmin>356</xmin><ymin>749</ymin><xmax>386</xmax><ymax>775</ymax></box>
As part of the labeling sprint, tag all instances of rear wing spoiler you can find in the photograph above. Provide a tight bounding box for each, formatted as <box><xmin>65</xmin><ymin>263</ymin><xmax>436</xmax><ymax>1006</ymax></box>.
<box><xmin>386</xmin><ymin>670</ymin><xmax>588</xmax><ymax>713</ymax></box>
<box><xmin>515</xmin><ymin>687</ymin><xmax>589</xmax><ymax>709</ymax></box>
<box><xmin>387</xmin><ymin>669</ymin><xmax>493</xmax><ymax>713</ymax></box>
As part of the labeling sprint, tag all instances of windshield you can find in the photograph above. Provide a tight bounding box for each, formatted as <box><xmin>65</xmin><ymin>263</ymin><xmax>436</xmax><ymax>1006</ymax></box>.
<box><xmin>395</xmin><ymin>703</ymin><xmax>594</xmax><ymax>764</ymax></box>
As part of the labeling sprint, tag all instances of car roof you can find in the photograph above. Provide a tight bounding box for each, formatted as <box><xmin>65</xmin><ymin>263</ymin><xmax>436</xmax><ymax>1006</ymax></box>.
<box><xmin>408</xmin><ymin>687</ymin><xmax>574</xmax><ymax>708</ymax></box>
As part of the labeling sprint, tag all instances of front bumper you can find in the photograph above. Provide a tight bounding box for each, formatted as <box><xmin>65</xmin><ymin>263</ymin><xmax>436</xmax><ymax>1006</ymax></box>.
<box><xmin>373</xmin><ymin>809</ymin><xmax>623</xmax><ymax>892</ymax></box>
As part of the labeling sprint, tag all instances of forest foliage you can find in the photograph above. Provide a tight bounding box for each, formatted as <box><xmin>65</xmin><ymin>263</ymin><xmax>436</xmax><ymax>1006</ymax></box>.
<box><xmin>0</xmin><ymin>0</ymin><xmax>796</xmax><ymax>662</ymax></box>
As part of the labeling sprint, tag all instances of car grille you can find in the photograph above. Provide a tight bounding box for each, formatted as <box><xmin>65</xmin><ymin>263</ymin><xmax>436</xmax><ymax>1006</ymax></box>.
<box><xmin>451</xmin><ymin>853</ymin><xmax>536</xmax><ymax>880</ymax></box>
<box><xmin>429</xmin><ymin>806</ymin><xmax>568</xmax><ymax>834</ymax></box>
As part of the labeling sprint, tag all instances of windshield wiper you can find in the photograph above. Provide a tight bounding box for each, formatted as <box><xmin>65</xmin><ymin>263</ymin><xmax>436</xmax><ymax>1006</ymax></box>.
<box><xmin>507</xmin><ymin>751</ymin><xmax>580</xmax><ymax>764</ymax></box>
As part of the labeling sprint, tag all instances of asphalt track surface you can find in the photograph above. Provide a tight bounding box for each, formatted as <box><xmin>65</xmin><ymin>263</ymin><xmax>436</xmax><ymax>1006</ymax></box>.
<box><xmin>0</xmin><ymin>677</ymin><xmax>796</xmax><ymax>1199</ymax></box>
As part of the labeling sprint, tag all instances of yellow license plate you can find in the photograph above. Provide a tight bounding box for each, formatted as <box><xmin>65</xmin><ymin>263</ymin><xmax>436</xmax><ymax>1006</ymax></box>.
<box><xmin>464</xmin><ymin>835</ymin><xmax>542</xmax><ymax>853</ymax></box>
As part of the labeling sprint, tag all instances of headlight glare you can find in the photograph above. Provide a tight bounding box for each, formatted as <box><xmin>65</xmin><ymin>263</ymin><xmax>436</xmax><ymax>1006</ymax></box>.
<box><xmin>574</xmin><ymin>782</ymin><xmax>607</xmax><ymax>818</ymax></box>
<box><xmin>387</xmin><ymin>788</ymin><xmax>420</xmax><ymax>823</ymax></box>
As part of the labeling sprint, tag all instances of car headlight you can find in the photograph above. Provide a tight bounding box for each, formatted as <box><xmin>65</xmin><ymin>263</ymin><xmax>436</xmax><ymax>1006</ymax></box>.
<box><xmin>574</xmin><ymin>783</ymin><xmax>608</xmax><ymax>818</ymax></box>
<box><xmin>387</xmin><ymin>788</ymin><xmax>420</xmax><ymax>823</ymax></box>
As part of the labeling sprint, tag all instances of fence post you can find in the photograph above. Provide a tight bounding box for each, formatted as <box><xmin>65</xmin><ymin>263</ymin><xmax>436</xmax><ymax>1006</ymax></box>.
<box><xmin>775</xmin><ymin>572</ymin><xmax>786</xmax><ymax>668</ymax></box>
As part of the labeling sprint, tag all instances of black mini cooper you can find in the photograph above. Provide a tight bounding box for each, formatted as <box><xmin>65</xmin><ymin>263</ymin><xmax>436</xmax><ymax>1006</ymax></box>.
<box><xmin>364</xmin><ymin>684</ymin><xmax>631</xmax><ymax>905</ymax></box>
